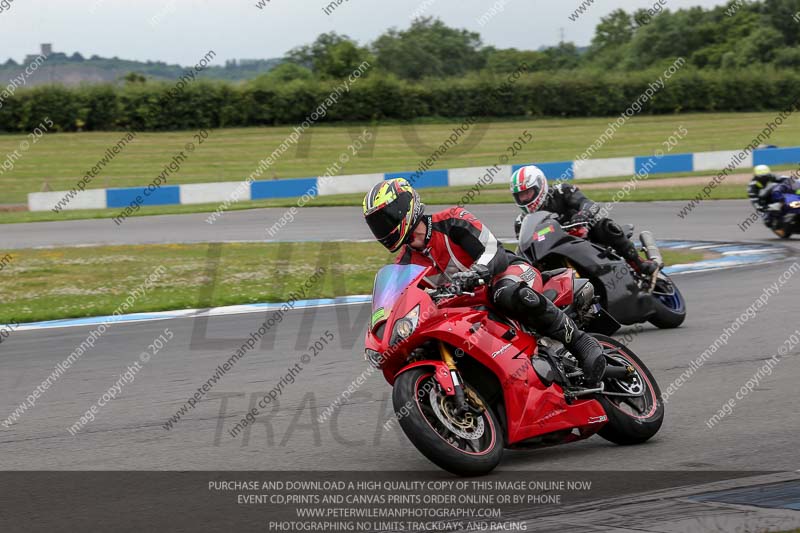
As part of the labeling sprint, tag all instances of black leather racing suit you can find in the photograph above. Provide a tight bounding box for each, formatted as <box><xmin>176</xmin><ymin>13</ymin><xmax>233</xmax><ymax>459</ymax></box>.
<box><xmin>514</xmin><ymin>183</ymin><xmax>654</xmax><ymax>273</ymax></box>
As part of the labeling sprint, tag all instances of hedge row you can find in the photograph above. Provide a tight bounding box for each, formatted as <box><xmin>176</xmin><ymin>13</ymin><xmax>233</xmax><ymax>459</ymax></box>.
<box><xmin>3</xmin><ymin>69</ymin><xmax>800</xmax><ymax>132</ymax></box>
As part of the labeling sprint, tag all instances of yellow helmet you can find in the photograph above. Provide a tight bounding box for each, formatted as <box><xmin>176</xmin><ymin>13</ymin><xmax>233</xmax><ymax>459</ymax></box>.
<box><xmin>754</xmin><ymin>164</ymin><xmax>772</xmax><ymax>177</ymax></box>
<box><xmin>363</xmin><ymin>178</ymin><xmax>424</xmax><ymax>252</ymax></box>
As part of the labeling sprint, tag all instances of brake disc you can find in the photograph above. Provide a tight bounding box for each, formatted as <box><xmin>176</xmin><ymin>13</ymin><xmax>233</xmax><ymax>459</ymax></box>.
<box><xmin>428</xmin><ymin>387</ymin><xmax>484</xmax><ymax>440</ymax></box>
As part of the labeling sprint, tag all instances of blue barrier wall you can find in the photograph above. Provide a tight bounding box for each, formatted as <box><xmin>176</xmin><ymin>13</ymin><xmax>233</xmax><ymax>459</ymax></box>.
<box><xmin>386</xmin><ymin>170</ymin><xmax>449</xmax><ymax>189</ymax></box>
<box><xmin>106</xmin><ymin>186</ymin><xmax>181</xmax><ymax>208</ymax></box>
<box><xmin>753</xmin><ymin>147</ymin><xmax>800</xmax><ymax>167</ymax></box>
<box><xmin>251</xmin><ymin>178</ymin><xmax>318</xmax><ymax>200</ymax></box>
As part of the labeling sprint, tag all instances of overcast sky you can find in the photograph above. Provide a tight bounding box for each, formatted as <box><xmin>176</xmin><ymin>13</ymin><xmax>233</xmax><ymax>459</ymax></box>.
<box><xmin>1</xmin><ymin>0</ymin><xmax>732</xmax><ymax>65</ymax></box>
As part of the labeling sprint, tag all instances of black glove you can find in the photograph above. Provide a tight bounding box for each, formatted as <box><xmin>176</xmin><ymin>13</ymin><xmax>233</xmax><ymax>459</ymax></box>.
<box><xmin>469</xmin><ymin>263</ymin><xmax>491</xmax><ymax>282</ymax></box>
<box><xmin>572</xmin><ymin>203</ymin><xmax>601</xmax><ymax>225</ymax></box>
<box><xmin>569</xmin><ymin>212</ymin><xmax>591</xmax><ymax>227</ymax></box>
<box><xmin>514</xmin><ymin>213</ymin><xmax>525</xmax><ymax>239</ymax></box>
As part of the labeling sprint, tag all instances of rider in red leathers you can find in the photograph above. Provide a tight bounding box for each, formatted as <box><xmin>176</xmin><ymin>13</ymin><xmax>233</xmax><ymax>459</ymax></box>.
<box><xmin>362</xmin><ymin>178</ymin><xmax>606</xmax><ymax>384</ymax></box>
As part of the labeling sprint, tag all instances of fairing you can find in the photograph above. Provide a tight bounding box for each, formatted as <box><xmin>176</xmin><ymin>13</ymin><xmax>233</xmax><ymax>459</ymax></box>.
<box><xmin>364</xmin><ymin>262</ymin><xmax>607</xmax><ymax>446</ymax></box>
<box><xmin>517</xmin><ymin>212</ymin><xmax>655</xmax><ymax>326</ymax></box>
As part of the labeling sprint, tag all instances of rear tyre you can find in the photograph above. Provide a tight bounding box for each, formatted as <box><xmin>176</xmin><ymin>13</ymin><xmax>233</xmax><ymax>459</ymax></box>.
<box><xmin>393</xmin><ymin>367</ymin><xmax>503</xmax><ymax>476</ymax></box>
<box><xmin>770</xmin><ymin>215</ymin><xmax>794</xmax><ymax>239</ymax></box>
<box><xmin>593</xmin><ymin>335</ymin><xmax>664</xmax><ymax>445</ymax></box>
<box><xmin>648</xmin><ymin>273</ymin><xmax>686</xmax><ymax>329</ymax></box>
<box><xmin>773</xmin><ymin>227</ymin><xmax>793</xmax><ymax>239</ymax></box>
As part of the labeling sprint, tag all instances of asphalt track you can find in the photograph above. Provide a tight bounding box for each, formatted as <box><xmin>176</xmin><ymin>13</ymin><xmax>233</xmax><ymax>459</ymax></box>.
<box><xmin>0</xmin><ymin>199</ymin><xmax>787</xmax><ymax>248</ymax></box>
<box><xmin>1</xmin><ymin>199</ymin><xmax>799</xmax><ymax>474</ymax></box>
<box><xmin>3</xmin><ymin>200</ymin><xmax>800</xmax><ymax>532</ymax></box>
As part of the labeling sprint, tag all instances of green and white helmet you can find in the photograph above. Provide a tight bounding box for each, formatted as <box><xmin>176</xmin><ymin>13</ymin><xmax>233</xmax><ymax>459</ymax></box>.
<box><xmin>510</xmin><ymin>165</ymin><xmax>548</xmax><ymax>214</ymax></box>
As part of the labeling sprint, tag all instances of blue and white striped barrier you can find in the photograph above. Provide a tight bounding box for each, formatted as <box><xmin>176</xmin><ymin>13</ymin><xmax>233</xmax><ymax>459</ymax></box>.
<box><xmin>27</xmin><ymin>146</ymin><xmax>800</xmax><ymax>212</ymax></box>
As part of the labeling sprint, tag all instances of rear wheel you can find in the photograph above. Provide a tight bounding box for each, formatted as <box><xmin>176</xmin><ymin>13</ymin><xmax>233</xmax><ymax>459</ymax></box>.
<box><xmin>649</xmin><ymin>273</ymin><xmax>686</xmax><ymax>329</ymax></box>
<box><xmin>392</xmin><ymin>367</ymin><xmax>503</xmax><ymax>476</ymax></box>
<box><xmin>593</xmin><ymin>335</ymin><xmax>664</xmax><ymax>445</ymax></box>
<box><xmin>772</xmin><ymin>226</ymin><xmax>793</xmax><ymax>239</ymax></box>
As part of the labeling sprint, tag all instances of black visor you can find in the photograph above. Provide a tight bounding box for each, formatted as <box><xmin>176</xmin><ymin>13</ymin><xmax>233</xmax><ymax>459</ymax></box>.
<box><xmin>365</xmin><ymin>193</ymin><xmax>412</xmax><ymax>248</ymax></box>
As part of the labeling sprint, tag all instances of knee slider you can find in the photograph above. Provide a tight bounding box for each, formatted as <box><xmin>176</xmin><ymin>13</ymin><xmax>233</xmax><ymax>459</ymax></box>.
<box><xmin>591</xmin><ymin>218</ymin><xmax>627</xmax><ymax>248</ymax></box>
<box><xmin>500</xmin><ymin>284</ymin><xmax>546</xmax><ymax>316</ymax></box>
<box><xmin>493</xmin><ymin>280</ymin><xmax>542</xmax><ymax>313</ymax></box>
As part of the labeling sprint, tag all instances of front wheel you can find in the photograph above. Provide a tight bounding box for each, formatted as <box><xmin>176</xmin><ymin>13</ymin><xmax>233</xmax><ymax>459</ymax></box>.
<box><xmin>648</xmin><ymin>273</ymin><xmax>686</xmax><ymax>329</ymax></box>
<box><xmin>392</xmin><ymin>367</ymin><xmax>503</xmax><ymax>476</ymax></box>
<box><xmin>593</xmin><ymin>334</ymin><xmax>664</xmax><ymax>445</ymax></box>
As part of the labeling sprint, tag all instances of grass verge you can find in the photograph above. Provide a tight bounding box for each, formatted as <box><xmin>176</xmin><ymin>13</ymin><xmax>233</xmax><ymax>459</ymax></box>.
<box><xmin>0</xmin><ymin>242</ymin><xmax>705</xmax><ymax>324</ymax></box>
<box><xmin>2</xmin><ymin>111</ymin><xmax>798</xmax><ymax>205</ymax></box>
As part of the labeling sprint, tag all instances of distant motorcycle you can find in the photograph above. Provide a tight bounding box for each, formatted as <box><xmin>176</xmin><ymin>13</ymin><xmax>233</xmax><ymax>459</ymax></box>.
<box><xmin>516</xmin><ymin>212</ymin><xmax>686</xmax><ymax>334</ymax></box>
<box><xmin>366</xmin><ymin>263</ymin><xmax>663</xmax><ymax>476</ymax></box>
<box><xmin>764</xmin><ymin>188</ymin><xmax>800</xmax><ymax>239</ymax></box>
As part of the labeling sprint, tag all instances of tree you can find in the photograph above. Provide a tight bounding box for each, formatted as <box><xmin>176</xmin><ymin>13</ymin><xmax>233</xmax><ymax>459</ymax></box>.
<box><xmin>484</xmin><ymin>48</ymin><xmax>548</xmax><ymax>72</ymax></box>
<box><xmin>591</xmin><ymin>9</ymin><xmax>635</xmax><ymax>52</ymax></box>
<box><xmin>542</xmin><ymin>42</ymin><xmax>582</xmax><ymax>70</ymax></box>
<box><xmin>761</xmin><ymin>0</ymin><xmax>800</xmax><ymax>46</ymax></box>
<box><xmin>372</xmin><ymin>17</ymin><xmax>484</xmax><ymax>79</ymax></box>
<box><xmin>286</xmin><ymin>32</ymin><xmax>372</xmax><ymax>78</ymax></box>
<box><xmin>739</xmin><ymin>25</ymin><xmax>785</xmax><ymax>63</ymax></box>
<box><xmin>252</xmin><ymin>62</ymin><xmax>313</xmax><ymax>85</ymax></box>
<box><xmin>121</xmin><ymin>72</ymin><xmax>147</xmax><ymax>84</ymax></box>
<box><xmin>774</xmin><ymin>45</ymin><xmax>800</xmax><ymax>66</ymax></box>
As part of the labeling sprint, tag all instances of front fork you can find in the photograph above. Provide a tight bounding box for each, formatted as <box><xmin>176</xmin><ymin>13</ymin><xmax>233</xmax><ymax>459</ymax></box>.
<box><xmin>439</xmin><ymin>342</ymin><xmax>485</xmax><ymax>415</ymax></box>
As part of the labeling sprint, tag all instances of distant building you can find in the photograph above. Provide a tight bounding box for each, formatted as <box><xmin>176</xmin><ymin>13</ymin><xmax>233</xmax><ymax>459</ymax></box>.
<box><xmin>24</xmin><ymin>43</ymin><xmax>56</xmax><ymax>64</ymax></box>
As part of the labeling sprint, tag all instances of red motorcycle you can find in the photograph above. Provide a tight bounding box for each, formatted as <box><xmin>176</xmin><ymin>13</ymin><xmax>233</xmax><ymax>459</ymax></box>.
<box><xmin>365</xmin><ymin>264</ymin><xmax>663</xmax><ymax>476</ymax></box>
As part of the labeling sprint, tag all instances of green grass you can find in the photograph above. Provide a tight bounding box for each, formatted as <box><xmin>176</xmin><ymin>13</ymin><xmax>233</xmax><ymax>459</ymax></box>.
<box><xmin>0</xmin><ymin>243</ymin><xmax>703</xmax><ymax>324</ymax></box>
<box><xmin>2</xmin><ymin>111</ymin><xmax>798</xmax><ymax>208</ymax></box>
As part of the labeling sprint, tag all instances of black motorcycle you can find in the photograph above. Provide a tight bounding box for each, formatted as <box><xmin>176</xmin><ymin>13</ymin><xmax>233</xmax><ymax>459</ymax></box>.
<box><xmin>517</xmin><ymin>211</ymin><xmax>686</xmax><ymax>334</ymax></box>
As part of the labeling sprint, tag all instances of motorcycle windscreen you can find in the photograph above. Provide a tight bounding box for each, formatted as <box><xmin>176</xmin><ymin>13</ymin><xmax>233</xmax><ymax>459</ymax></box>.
<box><xmin>370</xmin><ymin>264</ymin><xmax>426</xmax><ymax>328</ymax></box>
<box><xmin>517</xmin><ymin>211</ymin><xmax>565</xmax><ymax>262</ymax></box>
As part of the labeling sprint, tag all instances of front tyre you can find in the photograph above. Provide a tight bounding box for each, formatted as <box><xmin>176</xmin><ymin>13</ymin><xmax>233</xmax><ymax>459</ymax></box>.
<box><xmin>648</xmin><ymin>273</ymin><xmax>686</xmax><ymax>329</ymax></box>
<box><xmin>593</xmin><ymin>335</ymin><xmax>664</xmax><ymax>445</ymax></box>
<box><xmin>392</xmin><ymin>367</ymin><xmax>503</xmax><ymax>476</ymax></box>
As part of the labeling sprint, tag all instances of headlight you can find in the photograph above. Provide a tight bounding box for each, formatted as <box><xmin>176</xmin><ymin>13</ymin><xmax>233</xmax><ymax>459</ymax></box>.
<box><xmin>365</xmin><ymin>349</ymin><xmax>384</xmax><ymax>369</ymax></box>
<box><xmin>394</xmin><ymin>319</ymin><xmax>415</xmax><ymax>338</ymax></box>
<box><xmin>390</xmin><ymin>305</ymin><xmax>420</xmax><ymax>345</ymax></box>
<box><xmin>790</xmin><ymin>200</ymin><xmax>800</xmax><ymax>209</ymax></box>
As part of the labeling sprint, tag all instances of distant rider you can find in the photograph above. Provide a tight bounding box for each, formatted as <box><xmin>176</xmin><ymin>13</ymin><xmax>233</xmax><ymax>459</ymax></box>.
<box><xmin>362</xmin><ymin>178</ymin><xmax>606</xmax><ymax>384</ymax></box>
<box><xmin>747</xmin><ymin>164</ymin><xmax>800</xmax><ymax>229</ymax></box>
<box><xmin>511</xmin><ymin>165</ymin><xmax>658</xmax><ymax>275</ymax></box>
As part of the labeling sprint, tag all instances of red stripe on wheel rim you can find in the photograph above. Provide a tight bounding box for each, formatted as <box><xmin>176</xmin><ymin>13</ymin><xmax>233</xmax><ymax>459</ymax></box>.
<box><xmin>600</xmin><ymin>341</ymin><xmax>658</xmax><ymax>420</ymax></box>
<box><xmin>413</xmin><ymin>373</ymin><xmax>496</xmax><ymax>456</ymax></box>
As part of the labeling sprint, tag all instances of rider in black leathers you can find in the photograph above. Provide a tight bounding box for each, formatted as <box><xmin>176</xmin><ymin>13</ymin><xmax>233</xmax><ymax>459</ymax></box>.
<box><xmin>511</xmin><ymin>166</ymin><xmax>658</xmax><ymax>275</ymax></box>
<box><xmin>747</xmin><ymin>164</ymin><xmax>800</xmax><ymax>229</ymax></box>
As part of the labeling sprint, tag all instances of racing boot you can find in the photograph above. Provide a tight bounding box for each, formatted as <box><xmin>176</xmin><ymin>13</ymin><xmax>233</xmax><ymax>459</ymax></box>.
<box><xmin>618</xmin><ymin>239</ymin><xmax>659</xmax><ymax>276</ymax></box>
<box><xmin>493</xmin><ymin>280</ymin><xmax>606</xmax><ymax>385</ymax></box>
<box><xmin>539</xmin><ymin>305</ymin><xmax>607</xmax><ymax>386</ymax></box>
